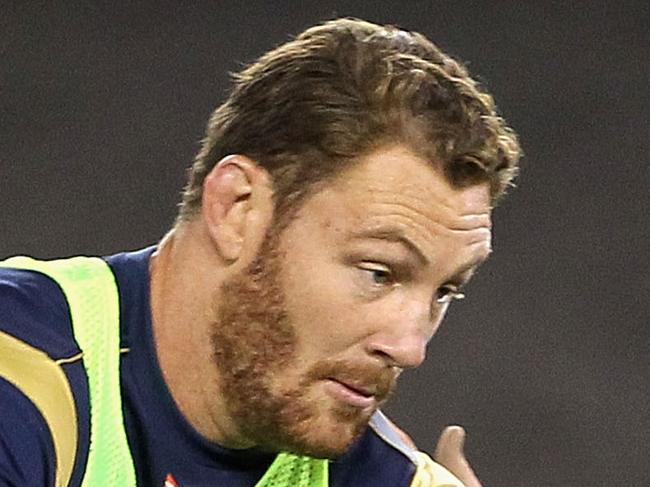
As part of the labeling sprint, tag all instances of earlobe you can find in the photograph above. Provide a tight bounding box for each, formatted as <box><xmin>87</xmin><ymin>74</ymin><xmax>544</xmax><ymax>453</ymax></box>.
<box><xmin>201</xmin><ymin>155</ymin><xmax>273</xmax><ymax>263</ymax></box>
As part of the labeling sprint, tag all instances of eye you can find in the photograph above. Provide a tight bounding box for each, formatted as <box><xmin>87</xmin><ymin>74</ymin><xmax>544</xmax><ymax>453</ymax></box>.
<box><xmin>436</xmin><ymin>285</ymin><xmax>465</xmax><ymax>304</ymax></box>
<box><xmin>358</xmin><ymin>263</ymin><xmax>395</xmax><ymax>286</ymax></box>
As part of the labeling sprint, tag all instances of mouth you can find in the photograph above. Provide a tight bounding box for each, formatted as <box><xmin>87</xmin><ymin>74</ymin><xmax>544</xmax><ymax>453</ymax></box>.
<box><xmin>324</xmin><ymin>378</ymin><xmax>376</xmax><ymax>409</ymax></box>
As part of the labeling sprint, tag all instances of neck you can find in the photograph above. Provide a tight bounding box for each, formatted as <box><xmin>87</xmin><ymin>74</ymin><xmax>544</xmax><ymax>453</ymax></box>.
<box><xmin>149</xmin><ymin>222</ymin><xmax>253</xmax><ymax>448</ymax></box>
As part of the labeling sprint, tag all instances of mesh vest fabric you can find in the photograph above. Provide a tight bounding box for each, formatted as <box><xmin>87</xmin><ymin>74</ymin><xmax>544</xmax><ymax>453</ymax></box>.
<box><xmin>254</xmin><ymin>452</ymin><xmax>328</xmax><ymax>487</ymax></box>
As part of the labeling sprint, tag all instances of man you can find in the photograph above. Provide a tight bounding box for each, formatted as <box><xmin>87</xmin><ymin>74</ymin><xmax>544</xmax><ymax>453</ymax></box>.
<box><xmin>0</xmin><ymin>18</ymin><xmax>520</xmax><ymax>487</ymax></box>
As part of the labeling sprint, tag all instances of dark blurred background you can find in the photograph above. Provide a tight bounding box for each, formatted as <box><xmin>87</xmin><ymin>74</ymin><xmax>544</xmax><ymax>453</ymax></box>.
<box><xmin>1</xmin><ymin>1</ymin><xmax>648</xmax><ymax>485</ymax></box>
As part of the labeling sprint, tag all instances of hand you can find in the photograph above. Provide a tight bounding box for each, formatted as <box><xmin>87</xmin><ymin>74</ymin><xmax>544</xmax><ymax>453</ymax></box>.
<box><xmin>434</xmin><ymin>425</ymin><xmax>482</xmax><ymax>487</ymax></box>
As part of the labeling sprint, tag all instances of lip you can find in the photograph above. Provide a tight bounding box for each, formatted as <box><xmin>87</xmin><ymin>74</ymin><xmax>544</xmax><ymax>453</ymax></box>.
<box><xmin>324</xmin><ymin>378</ymin><xmax>376</xmax><ymax>409</ymax></box>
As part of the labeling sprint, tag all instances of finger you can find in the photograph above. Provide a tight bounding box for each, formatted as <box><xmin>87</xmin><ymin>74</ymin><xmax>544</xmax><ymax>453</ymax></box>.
<box><xmin>434</xmin><ymin>425</ymin><xmax>465</xmax><ymax>464</ymax></box>
<box><xmin>434</xmin><ymin>426</ymin><xmax>482</xmax><ymax>487</ymax></box>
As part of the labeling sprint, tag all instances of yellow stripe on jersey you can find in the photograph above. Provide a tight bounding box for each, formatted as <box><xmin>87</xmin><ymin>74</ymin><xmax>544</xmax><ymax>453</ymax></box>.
<box><xmin>0</xmin><ymin>330</ymin><xmax>79</xmax><ymax>487</ymax></box>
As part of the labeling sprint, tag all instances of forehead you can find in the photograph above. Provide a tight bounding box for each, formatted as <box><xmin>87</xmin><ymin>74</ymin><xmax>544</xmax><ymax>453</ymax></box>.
<box><xmin>324</xmin><ymin>145</ymin><xmax>491</xmax><ymax>224</ymax></box>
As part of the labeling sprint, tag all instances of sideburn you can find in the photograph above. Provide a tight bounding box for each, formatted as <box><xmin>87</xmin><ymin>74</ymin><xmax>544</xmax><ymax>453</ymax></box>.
<box><xmin>210</xmin><ymin>230</ymin><xmax>311</xmax><ymax>451</ymax></box>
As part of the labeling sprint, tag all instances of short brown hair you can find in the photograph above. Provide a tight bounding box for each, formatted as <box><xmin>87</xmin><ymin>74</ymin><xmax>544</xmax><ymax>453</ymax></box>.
<box><xmin>178</xmin><ymin>18</ymin><xmax>521</xmax><ymax>223</ymax></box>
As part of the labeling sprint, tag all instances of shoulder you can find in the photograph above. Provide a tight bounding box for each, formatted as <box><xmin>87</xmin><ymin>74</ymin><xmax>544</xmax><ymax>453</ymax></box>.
<box><xmin>0</xmin><ymin>261</ymin><xmax>91</xmax><ymax>487</ymax></box>
<box><xmin>330</xmin><ymin>411</ymin><xmax>464</xmax><ymax>487</ymax></box>
<box><xmin>0</xmin><ymin>264</ymin><xmax>78</xmax><ymax>358</ymax></box>
<box><xmin>329</xmin><ymin>411</ymin><xmax>417</xmax><ymax>486</ymax></box>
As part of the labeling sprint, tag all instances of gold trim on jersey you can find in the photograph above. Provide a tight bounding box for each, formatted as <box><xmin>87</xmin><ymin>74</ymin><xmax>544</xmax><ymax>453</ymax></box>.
<box><xmin>0</xmin><ymin>330</ymin><xmax>78</xmax><ymax>487</ymax></box>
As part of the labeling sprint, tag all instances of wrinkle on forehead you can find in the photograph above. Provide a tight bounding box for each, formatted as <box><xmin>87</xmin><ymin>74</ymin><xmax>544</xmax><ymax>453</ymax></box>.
<box><xmin>333</xmin><ymin>147</ymin><xmax>491</xmax><ymax>219</ymax></box>
<box><xmin>355</xmin><ymin>191</ymin><xmax>491</xmax><ymax>237</ymax></box>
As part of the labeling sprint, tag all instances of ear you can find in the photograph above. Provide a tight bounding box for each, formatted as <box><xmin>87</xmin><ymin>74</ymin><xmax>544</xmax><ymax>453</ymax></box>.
<box><xmin>201</xmin><ymin>155</ymin><xmax>274</xmax><ymax>263</ymax></box>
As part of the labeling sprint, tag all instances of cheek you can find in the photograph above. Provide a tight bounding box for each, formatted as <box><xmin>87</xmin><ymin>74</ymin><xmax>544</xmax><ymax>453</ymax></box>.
<box><xmin>281</xmin><ymin>263</ymin><xmax>369</xmax><ymax>354</ymax></box>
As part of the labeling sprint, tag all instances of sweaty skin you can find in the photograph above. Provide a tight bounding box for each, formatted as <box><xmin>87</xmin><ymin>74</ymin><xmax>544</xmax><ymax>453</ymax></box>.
<box><xmin>150</xmin><ymin>145</ymin><xmax>492</xmax><ymax>464</ymax></box>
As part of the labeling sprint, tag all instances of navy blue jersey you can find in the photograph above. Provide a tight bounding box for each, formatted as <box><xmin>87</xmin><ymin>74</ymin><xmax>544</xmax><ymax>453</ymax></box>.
<box><xmin>0</xmin><ymin>247</ymin><xmax>421</xmax><ymax>486</ymax></box>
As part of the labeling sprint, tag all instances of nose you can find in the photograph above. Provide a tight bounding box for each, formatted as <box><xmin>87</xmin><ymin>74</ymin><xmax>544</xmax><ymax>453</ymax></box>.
<box><xmin>366</xmin><ymin>331</ymin><xmax>429</xmax><ymax>369</ymax></box>
<box><xmin>364</xmin><ymin>297</ymin><xmax>446</xmax><ymax>369</ymax></box>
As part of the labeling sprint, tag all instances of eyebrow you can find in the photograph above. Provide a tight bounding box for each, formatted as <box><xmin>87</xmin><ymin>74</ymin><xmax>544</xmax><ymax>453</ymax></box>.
<box><xmin>347</xmin><ymin>225</ymin><xmax>492</xmax><ymax>284</ymax></box>
<box><xmin>347</xmin><ymin>226</ymin><xmax>428</xmax><ymax>265</ymax></box>
<box><xmin>448</xmin><ymin>253</ymin><xmax>491</xmax><ymax>286</ymax></box>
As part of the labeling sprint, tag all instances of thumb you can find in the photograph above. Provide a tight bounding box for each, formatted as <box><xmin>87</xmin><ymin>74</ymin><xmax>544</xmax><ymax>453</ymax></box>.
<box><xmin>434</xmin><ymin>426</ymin><xmax>482</xmax><ymax>487</ymax></box>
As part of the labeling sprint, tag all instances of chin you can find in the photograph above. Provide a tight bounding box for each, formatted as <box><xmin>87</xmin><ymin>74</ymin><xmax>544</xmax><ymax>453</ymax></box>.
<box><xmin>283</xmin><ymin>433</ymin><xmax>359</xmax><ymax>460</ymax></box>
<box><xmin>279</xmin><ymin>406</ymin><xmax>373</xmax><ymax>459</ymax></box>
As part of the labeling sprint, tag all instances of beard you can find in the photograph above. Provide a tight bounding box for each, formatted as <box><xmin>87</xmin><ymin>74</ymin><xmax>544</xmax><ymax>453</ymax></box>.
<box><xmin>210</xmin><ymin>231</ymin><xmax>397</xmax><ymax>458</ymax></box>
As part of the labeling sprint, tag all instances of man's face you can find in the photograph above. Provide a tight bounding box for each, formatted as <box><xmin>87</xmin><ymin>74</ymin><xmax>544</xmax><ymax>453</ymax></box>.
<box><xmin>211</xmin><ymin>145</ymin><xmax>492</xmax><ymax>458</ymax></box>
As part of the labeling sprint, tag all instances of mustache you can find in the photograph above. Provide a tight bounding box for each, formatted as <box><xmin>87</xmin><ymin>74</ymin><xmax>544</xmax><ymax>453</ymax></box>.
<box><xmin>304</xmin><ymin>359</ymin><xmax>399</xmax><ymax>402</ymax></box>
